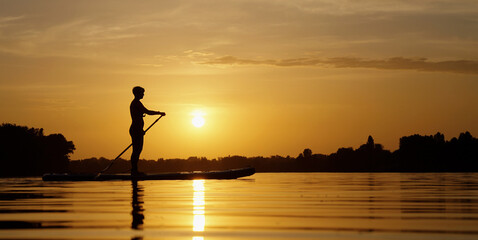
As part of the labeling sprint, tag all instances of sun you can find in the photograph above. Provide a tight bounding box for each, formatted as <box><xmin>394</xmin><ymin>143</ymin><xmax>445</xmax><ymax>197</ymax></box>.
<box><xmin>192</xmin><ymin>116</ymin><xmax>205</xmax><ymax>128</ymax></box>
<box><xmin>191</xmin><ymin>110</ymin><xmax>206</xmax><ymax>128</ymax></box>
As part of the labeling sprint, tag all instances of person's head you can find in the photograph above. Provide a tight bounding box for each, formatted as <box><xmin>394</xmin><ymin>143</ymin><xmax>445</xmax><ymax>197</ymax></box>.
<box><xmin>132</xmin><ymin>86</ymin><xmax>145</xmax><ymax>99</ymax></box>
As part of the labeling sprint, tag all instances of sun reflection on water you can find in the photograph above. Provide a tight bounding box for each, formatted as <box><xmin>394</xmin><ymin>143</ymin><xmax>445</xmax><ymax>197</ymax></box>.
<box><xmin>193</xmin><ymin>180</ymin><xmax>205</xmax><ymax>239</ymax></box>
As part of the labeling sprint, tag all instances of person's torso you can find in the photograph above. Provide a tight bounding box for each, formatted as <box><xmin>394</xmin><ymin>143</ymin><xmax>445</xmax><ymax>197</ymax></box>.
<box><xmin>130</xmin><ymin>99</ymin><xmax>145</xmax><ymax>128</ymax></box>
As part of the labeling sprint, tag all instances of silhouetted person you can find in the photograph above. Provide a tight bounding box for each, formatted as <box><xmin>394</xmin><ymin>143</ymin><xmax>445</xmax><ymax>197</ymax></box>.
<box><xmin>130</xmin><ymin>86</ymin><xmax>165</xmax><ymax>176</ymax></box>
<box><xmin>131</xmin><ymin>180</ymin><xmax>144</xmax><ymax>230</ymax></box>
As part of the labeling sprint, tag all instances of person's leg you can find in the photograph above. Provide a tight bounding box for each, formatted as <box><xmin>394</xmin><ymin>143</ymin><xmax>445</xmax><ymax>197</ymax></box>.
<box><xmin>130</xmin><ymin>132</ymin><xmax>144</xmax><ymax>174</ymax></box>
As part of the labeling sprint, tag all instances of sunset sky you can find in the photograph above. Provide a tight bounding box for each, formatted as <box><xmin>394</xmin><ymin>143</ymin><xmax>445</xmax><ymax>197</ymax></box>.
<box><xmin>1</xmin><ymin>0</ymin><xmax>477</xmax><ymax>160</ymax></box>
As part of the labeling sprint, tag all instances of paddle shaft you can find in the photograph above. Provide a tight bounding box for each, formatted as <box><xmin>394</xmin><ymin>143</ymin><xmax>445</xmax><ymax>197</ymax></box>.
<box><xmin>98</xmin><ymin>115</ymin><xmax>163</xmax><ymax>175</ymax></box>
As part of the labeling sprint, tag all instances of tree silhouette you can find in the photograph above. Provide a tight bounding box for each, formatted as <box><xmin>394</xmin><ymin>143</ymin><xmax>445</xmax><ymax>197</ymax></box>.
<box><xmin>0</xmin><ymin>123</ymin><xmax>75</xmax><ymax>176</ymax></box>
<box><xmin>303</xmin><ymin>148</ymin><xmax>312</xmax><ymax>159</ymax></box>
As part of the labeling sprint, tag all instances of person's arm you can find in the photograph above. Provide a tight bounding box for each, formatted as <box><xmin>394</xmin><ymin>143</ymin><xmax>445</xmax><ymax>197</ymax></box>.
<box><xmin>141</xmin><ymin>102</ymin><xmax>166</xmax><ymax>116</ymax></box>
<box><xmin>148</xmin><ymin>110</ymin><xmax>166</xmax><ymax>116</ymax></box>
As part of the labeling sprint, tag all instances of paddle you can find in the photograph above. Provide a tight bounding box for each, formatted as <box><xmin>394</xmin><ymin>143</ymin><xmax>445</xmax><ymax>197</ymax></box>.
<box><xmin>95</xmin><ymin>115</ymin><xmax>164</xmax><ymax>178</ymax></box>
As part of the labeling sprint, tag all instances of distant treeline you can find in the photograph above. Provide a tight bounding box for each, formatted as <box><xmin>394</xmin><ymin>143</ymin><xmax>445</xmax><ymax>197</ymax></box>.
<box><xmin>0</xmin><ymin>123</ymin><xmax>75</xmax><ymax>176</ymax></box>
<box><xmin>71</xmin><ymin>132</ymin><xmax>478</xmax><ymax>174</ymax></box>
<box><xmin>1</xmin><ymin>122</ymin><xmax>477</xmax><ymax>176</ymax></box>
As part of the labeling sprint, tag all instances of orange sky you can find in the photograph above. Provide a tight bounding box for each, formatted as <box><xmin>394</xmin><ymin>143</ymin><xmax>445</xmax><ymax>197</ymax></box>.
<box><xmin>1</xmin><ymin>0</ymin><xmax>477</xmax><ymax>160</ymax></box>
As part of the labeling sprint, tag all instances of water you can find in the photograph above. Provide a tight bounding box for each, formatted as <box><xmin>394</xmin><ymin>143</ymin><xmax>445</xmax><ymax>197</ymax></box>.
<box><xmin>1</xmin><ymin>173</ymin><xmax>478</xmax><ymax>240</ymax></box>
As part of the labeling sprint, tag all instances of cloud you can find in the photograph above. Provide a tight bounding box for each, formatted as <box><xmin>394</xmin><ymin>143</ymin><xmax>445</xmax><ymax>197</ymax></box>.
<box><xmin>202</xmin><ymin>56</ymin><xmax>478</xmax><ymax>75</ymax></box>
<box><xmin>282</xmin><ymin>0</ymin><xmax>478</xmax><ymax>15</ymax></box>
<box><xmin>0</xmin><ymin>15</ymin><xmax>25</xmax><ymax>27</ymax></box>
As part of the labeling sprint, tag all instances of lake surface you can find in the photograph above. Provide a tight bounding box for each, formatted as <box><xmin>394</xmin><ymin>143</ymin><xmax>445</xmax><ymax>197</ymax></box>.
<box><xmin>1</xmin><ymin>173</ymin><xmax>478</xmax><ymax>240</ymax></box>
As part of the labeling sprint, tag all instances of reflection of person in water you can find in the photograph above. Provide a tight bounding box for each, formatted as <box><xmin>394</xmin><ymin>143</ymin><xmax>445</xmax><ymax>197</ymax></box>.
<box><xmin>131</xmin><ymin>180</ymin><xmax>144</xmax><ymax>230</ymax></box>
<box><xmin>130</xmin><ymin>86</ymin><xmax>165</xmax><ymax>176</ymax></box>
